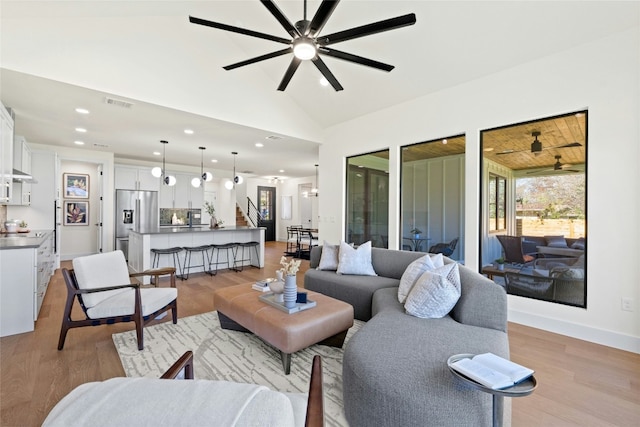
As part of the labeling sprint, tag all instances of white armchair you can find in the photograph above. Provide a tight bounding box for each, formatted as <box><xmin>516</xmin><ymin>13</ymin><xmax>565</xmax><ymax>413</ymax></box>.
<box><xmin>58</xmin><ymin>250</ymin><xmax>178</xmax><ymax>351</ymax></box>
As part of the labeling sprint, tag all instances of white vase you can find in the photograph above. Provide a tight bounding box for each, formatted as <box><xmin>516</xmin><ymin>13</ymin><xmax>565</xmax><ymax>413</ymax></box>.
<box><xmin>283</xmin><ymin>275</ymin><xmax>297</xmax><ymax>308</ymax></box>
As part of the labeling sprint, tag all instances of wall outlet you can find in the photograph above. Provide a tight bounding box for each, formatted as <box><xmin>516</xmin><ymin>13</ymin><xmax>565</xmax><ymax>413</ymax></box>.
<box><xmin>621</xmin><ymin>297</ymin><xmax>634</xmax><ymax>312</ymax></box>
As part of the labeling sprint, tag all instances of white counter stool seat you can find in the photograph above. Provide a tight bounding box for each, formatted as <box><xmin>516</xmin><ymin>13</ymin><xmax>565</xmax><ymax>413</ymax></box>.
<box><xmin>208</xmin><ymin>242</ymin><xmax>238</xmax><ymax>275</ymax></box>
<box><xmin>150</xmin><ymin>247</ymin><xmax>183</xmax><ymax>285</ymax></box>
<box><xmin>180</xmin><ymin>245</ymin><xmax>212</xmax><ymax>280</ymax></box>
<box><xmin>233</xmin><ymin>241</ymin><xmax>260</xmax><ymax>272</ymax></box>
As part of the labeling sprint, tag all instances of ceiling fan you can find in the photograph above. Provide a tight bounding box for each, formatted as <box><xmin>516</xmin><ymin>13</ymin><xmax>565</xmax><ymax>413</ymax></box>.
<box><xmin>496</xmin><ymin>131</ymin><xmax>582</xmax><ymax>156</ymax></box>
<box><xmin>189</xmin><ymin>0</ymin><xmax>416</xmax><ymax>91</ymax></box>
<box><xmin>526</xmin><ymin>155</ymin><xmax>581</xmax><ymax>174</ymax></box>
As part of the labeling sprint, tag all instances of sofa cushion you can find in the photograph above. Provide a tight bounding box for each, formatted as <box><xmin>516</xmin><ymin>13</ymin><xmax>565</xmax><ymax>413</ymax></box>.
<box><xmin>370</xmin><ymin>247</ymin><xmax>426</xmax><ymax>279</ymax></box>
<box><xmin>397</xmin><ymin>255</ymin><xmax>437</xmax><ymax>304</ymax></box>
<box><xmin>337</xmin><ymin>241</ymin><xmax>377</xmax><ymax>276</ymax></box>
<box><xmin>404</xmin><ymin>263</ymin><xmax>461</xmax><ymax>319</ymax></box>
<box><xmin>316</xmin><ymin>241</ymin><xmax>340</xmax><ymax>271</ymax></box>
<box><xmin>545</xmin><ymin>235</ymin><xmax>568</xmax><ymax>248</ymax></box>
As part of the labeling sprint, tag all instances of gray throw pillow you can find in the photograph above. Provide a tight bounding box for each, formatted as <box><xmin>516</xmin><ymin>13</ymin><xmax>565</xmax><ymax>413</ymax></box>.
<box><xmin>336</xmin><ymin>241</ymin><xmax>377</xmax><ymax>276</ymax></box>
<box><xmin>404</xmin><ymin>263</ymin><xmax>461</xmax><ymax>319</ymax></box>
<box><xmin>545</xmin><ymin>235</ymin><xmax>568</xmax><ymax>248</ymax></box>
<box><xmin>570</xmin><ymin>238</ymin><xmax>585</xmax><ymax>250</ymax></box>
<box><xmin>317</xmin><ymin>241</ymin><xmax>340</xmax><ymax>271</ymax></box>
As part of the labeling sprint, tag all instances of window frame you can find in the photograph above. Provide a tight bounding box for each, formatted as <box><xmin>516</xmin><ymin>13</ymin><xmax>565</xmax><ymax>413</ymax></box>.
<box><xmin>488</xmin><ymin>172</ymin><xmax>507</xmax><ymax>233</ymax></box>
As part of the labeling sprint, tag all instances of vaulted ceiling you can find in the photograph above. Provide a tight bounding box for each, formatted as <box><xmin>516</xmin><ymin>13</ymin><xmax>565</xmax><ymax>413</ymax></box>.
<box><xmin>1</xmin><ymin>1</ymin><xmax>636</xmax><ymax>178</ymax></box>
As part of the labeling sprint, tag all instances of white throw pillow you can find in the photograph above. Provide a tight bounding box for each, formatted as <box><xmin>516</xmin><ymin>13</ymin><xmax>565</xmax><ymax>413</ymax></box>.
<box><xmin>397</xmin><ymin>255</ymin><xmax>437</xmax><ymax>303</ymax></box>
<box><xmin>336</xmin><ymin>241</ymin><xmax>377</xmax><ymax>276</ymax></box>
<box><xmin>429</xmin><ymin>253</ymin><xmax>445</xmax><ymax>268</ymax></box>
<box><xmin>404</xmin><ymin>263</ymin><xmax>461</xmax><ymax>319</ymax></box>
<box><xmin>317</xmin><ymin>241</ymin><xmax>340</xmax><ymax>271</ymax></box>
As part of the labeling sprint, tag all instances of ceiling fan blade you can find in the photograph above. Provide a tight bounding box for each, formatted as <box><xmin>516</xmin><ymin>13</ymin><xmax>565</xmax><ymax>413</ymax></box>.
<box><xmin>260</xmin><ymin>0</ymin><xmax>300</xmax><ymax>38</ymax></box>
<box><xmin>307</xmin><ymin>0</ymin><xmax>341</xmax><ymax>37</ymax></box>
<box><xmin>189</xmin><ymin>16</ymin><xmax>290</xmax><ymax>44</ymax></box>
<box><xmin>277</xmin><ymin>57</ymin><xmax>302</xmax><ymax>91</ymax></box>
<box><xmin>319</xmin><ymin>47</ymin><xmax>394</xmax><ymax>72</ymax></box>
<box><xmin>318</xmin><ymin>13</ymin><xmax>416</xmax><ymax>46</ymax></box>
<box><xmin>223</xmin><ymin>48</ymin><xmax>292</xmax><ymax>70</ymax></box>
<box><xmin>496</xmin><ymin>148</ymin><xmax>528</xmax><ymax>155</ymax></box>
<box><xmin>311</xmin><ymin>56</ymin><xmax>344</xmax><ymax>91</ymax></box>
<box><xmin>545</xmin><ymin>142</ymin><xmax>583</xmax><ymax>150</ymax></box>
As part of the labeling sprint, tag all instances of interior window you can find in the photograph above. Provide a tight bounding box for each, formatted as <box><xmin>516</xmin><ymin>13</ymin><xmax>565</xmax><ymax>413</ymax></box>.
<box><xmin>400</xmin><ymin>135</ymin><xmax>465</xmax><ymax>258</ymax></box>
<box><xmin>480</xmin><ymin>111</ymin><xmax>587</xmax><ymax>308</ymax></box>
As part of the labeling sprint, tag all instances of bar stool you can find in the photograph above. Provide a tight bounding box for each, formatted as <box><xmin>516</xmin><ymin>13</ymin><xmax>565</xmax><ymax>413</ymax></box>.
<box><xmin>233</xmin><ymin>241</ymin><xmax>260</xmax><ymax>271</ymax></box>
<box><xmin>208</xmin><ymin>242</ymin><xmax>237</xmax><ymax>275</ymax></box>
<box><xmin>150</xmin><ymin>247</ymin><xmax>183</xmax><ymax>286</ymax></box>
<box><xmin>180</xmin><ymin>245</ymin><xmax>212</xmax><ymax>280</ymax></box>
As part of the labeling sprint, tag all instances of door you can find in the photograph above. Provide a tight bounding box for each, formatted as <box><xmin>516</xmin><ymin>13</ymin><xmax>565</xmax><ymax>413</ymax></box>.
<box><xmin>257</xmin><ymin>186</ymin><xmax>276</xmax><ymax>241</ymax></box>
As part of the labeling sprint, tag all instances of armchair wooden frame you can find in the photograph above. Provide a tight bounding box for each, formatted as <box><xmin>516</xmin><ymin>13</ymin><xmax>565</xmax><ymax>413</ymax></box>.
<box><xmin>58</xmin><ymin>267</ymin><xmax>177</xmax><ymax>351</ymax></box>
<box><xmin>159</xmin><ymin>351</ymin><xmax>324</xmax><ymax>427</ymax></box>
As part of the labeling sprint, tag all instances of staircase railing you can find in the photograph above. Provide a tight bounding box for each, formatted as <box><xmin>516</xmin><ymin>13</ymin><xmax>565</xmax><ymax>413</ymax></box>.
<box><xmin>246</xmin><ymin>197</ymin><xmax>263</xmax><ymax>227</ymax></box>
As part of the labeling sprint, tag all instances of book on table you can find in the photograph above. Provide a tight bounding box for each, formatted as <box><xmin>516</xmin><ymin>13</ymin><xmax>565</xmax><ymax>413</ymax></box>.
<box><xmin>252</xmin><ymin>278</ymin><xmax>276</xmax><ymax>292</ymax></box>
<box><xmin>450</xmin><ymin>353</ymin><xmax>534</xmax><ymax>390</ymax></box>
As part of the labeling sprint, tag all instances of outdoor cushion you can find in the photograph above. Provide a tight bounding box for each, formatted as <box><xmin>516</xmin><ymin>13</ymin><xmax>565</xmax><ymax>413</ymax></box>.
<box><xmin>545</xmin><ymin>235</ymin><xmax>568</xmax><ymax>248</ymax></box>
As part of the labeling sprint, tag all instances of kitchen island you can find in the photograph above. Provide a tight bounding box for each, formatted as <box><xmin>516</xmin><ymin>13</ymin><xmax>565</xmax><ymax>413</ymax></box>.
<box><xmin>128</xmin><ymin>226</ymin><xmax>265</xmax><ymax>283</ymax></box>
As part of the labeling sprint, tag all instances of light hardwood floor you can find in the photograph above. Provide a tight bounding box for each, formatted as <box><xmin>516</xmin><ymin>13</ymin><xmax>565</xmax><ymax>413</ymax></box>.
<box><xmin>1</xmin><ymin>242</ymin><xmax>638</xmax><ymax>426</ymax></box>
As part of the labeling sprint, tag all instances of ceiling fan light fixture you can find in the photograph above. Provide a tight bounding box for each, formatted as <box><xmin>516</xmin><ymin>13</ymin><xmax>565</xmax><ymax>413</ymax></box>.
<box><xmin>293</xmin><ymin>38</ymin><xmax>317</xmax><ymax>60</ymax></box>
<box><xmin>531</xmin><ymin>131</ymin><xmax>542</xmax><ymax>153</ymax></box>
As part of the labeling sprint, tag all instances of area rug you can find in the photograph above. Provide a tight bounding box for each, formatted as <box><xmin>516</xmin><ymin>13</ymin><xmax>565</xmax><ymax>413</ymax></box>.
<box><xmin>113</xmin><ymin>311</ymin><xmax>363</xmax><ymax>427</ymax></box>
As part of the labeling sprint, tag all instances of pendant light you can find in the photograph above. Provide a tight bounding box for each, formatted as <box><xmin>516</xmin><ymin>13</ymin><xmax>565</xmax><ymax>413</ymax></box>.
<box><xmin>151</xmin><ymin>140</ymin><xmax>176</xmax><ymax>186</ymax></box>
<box><xmin>191</xmin><ymin>146</ymin><xmax>213</xmax><ymax>188</ymax></box>
<box><xmin>225</xmin><ymin>151</ymin><xmax>243</xmax><ymax>190</ymax></box>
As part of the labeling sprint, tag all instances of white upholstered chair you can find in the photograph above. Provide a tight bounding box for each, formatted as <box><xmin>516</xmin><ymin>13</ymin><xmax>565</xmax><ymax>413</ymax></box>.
<box><xmin>58</xmin><ymin>250</ymin><xmax>177</xmax><ymax>351</ymax></box>
<box><xmin>43</xmin><ymin>351</ymin><xmax>324</xmax><ymax>427</ymax></box>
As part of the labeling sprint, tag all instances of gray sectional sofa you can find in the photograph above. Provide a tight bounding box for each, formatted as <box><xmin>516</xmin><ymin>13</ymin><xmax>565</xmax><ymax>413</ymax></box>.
<box><xmin>304</xmin><ymin>246</ymin><xmax>510</xmax><ymax>427</ymax></box>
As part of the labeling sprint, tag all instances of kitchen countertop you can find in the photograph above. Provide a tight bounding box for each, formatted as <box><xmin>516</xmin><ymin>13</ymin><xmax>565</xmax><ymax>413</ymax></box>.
<box><xmin>0</xmin><ymin>230</ymin><xmax>53</xmax><ymax>250</ymax></box>
<box><xmin>132</xmin><ymin>225</ymin><xmax>264</xmax><ymax>235</ymax></box>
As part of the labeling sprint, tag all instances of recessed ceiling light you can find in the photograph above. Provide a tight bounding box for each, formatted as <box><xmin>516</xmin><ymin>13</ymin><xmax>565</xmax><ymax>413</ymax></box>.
<box><xmin>184</xmin><ymin>129</ymin><xmax>194</xmax><ymax>135</ymax></box>
<box><xmin>442</xmin><ymin>139</ymin><xmax>448</xmax><ymax>144</ymax></box>
<box><xmin>75</xmin><ymin>127</ymin><xmax>87</xmax><ymax>133</ymax></box>
<box><xmin>210</xmin><ymin>159</ymin><xmax>218</xmax><ymax>163</ymax></box>
<box><xmin>319</xmin><ymin>77</ymin><xmax>329</xmax><ymax>87</ymax></box>
<box><xmin>74</xmin><ymin>141</ymin><xmax>85</xmax><ymax>145</ymax></box>
<box><xmin>75</xmin><ymin>108</ymin><xmax>90</xmax><ymax>114</ymax></box>
<box><xmin>255</xmin><ymin>142</ymin><xmax>264</xmax><ymax>148</ymax></box>
<box><xmin>279</xmin><ymin>169</ymin><xmax>285</xmax><ymax>173</ymax></box>
<box><xmin>153</xmin><ymin>151</ymin><xmax>161</xmax><ymax>156</ymax></box>
<box><xmin>483</xmin><ymin>147</ymin><xmax>494</xmax><ymax>152</ymax></box>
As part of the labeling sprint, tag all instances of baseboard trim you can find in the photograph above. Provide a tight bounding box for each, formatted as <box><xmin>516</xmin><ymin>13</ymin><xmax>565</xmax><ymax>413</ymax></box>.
<box><xmin>508</xmin><ymin>309</ymin><xmax>640</xmax><ymax>354</ymax></box>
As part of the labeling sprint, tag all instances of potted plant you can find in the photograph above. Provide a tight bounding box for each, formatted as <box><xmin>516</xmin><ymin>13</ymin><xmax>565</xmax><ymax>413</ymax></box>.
<box><xmin>410</xmin><ymin>227</ymin><xmax>422</xmax><ymax>239</ymax></box>
<box><xmin>495</xmin><ymin>257</ymin><xmax>505</xmax><ymax>271</ymax></box>
<box><xmin>204</xmin><ymin>201</ymin><xmax>217</xmax><ymax>228</ymax></box>
<box><xmin>18</xmin><ymin>220</ymin><xmax>29</xmax><ymax>232</ymax></box>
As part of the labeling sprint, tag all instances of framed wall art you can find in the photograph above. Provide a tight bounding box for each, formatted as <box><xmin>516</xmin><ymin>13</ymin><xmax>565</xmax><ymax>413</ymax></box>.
<box><xmin>64</xmin><ymin>201</ymin><xmax>89</xmax><ymax>226</ymax></box>
<box><xmin>63</xmin><ymin>173</ymin><xmax>89</xmax><ymax>198</ymax></box>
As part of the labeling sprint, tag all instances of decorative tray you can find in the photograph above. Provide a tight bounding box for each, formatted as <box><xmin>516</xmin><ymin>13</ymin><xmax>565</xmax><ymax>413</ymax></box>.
<box><xmin>259</xmin><ymin>293</ymin><xmax>316</xmax><ymax>314</ymax></box>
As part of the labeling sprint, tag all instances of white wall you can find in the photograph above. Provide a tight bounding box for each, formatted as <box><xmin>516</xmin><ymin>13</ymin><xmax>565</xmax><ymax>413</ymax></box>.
<box><xmin>320</xmin><ymin>27</ymin><xmax>640</xmax><ymax>353</ymax></box>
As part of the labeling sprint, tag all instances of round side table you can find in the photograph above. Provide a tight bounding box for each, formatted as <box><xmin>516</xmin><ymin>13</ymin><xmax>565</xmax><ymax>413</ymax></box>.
<box><xmin>447</xmin><ymin>354</ymin><xmax>537</xmax><ymax>427</ymax></box>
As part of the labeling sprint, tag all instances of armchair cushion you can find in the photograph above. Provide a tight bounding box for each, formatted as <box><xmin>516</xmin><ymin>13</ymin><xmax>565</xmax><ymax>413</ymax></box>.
<box><xmin>73</xmin><ymin>250</ymin><xmax>131</xmax><ymax>308</ymax></box>
<box><xmin>86</xmin><ymin>288</ymin><xmax>178</xmax><ymax>319</ymax></box>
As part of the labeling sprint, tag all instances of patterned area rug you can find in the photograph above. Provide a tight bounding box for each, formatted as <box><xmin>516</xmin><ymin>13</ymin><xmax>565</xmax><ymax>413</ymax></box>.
<box><xmin>113</xmin><ymin>311</ymin><xmax>363</xmax><ymax>427</ymax></box>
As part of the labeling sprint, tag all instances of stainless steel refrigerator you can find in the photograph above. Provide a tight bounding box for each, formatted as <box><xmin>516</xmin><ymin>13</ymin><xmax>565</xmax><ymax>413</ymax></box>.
<box><xmin>115</xmin><ymin>189</ymin><xmax>158</xmax><ymax>260</ymax></box>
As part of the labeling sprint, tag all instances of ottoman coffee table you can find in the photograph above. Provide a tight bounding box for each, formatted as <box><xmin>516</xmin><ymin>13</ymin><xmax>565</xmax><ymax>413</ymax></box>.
<box><xmin>213</xmin><ymin>283</ymin><xmax>354</xmax><ymax>374</ymax></box>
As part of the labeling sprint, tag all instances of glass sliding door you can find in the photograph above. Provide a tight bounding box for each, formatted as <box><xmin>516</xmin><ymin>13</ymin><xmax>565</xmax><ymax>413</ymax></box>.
<box><xmin>346</xmin><ymin>150</ymin><xmax>389</xmax><ymax>248</ymax></box>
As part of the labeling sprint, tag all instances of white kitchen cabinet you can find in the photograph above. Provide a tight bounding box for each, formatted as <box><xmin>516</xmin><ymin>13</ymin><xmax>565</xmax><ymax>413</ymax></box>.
<box><xmin>159</xmin><ymin>171</ymin><xmax>204</xmax><ymax>210</ymax></box>
<box><xmin>0</xmin><ymin>102</ymin><xmax>14</xmax><ymax>203</ymax></box>
<box><xmin>8</xmin><ymin>135</ymin><xmax>32</xmax><ymax>205</ymax></box>
<box><xmin>0</xmin><ymin>232</ymin><xmax>55</xmax><ymax>337</ymax></box>
<box><xmin>115</xmin><ymin>165</ymin><xmax>159</xmax><ymax>191</ymax></box>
